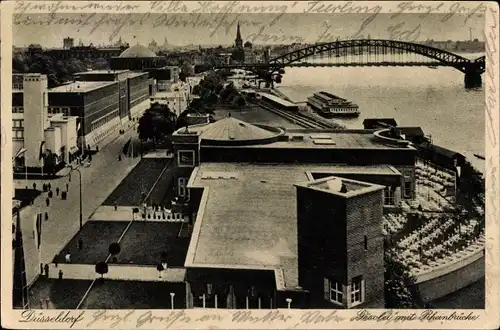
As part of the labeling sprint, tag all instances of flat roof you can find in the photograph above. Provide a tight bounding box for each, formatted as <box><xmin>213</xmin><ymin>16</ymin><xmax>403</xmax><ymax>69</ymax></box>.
<box><xmin>74</xmin><ymin>70</ymin><xmax>130</xmax><ymax>75</ymax></box>
<box><xmin>297</xmin><ymin>176</ymin><xmax>385</xmax><ymax>199</ymax></box>
<box><xmin>49</xmin><ymin>81</ymin><xmax>116</xmax><ymax>93</ymax></box>
<box><xmin>186</xmin><ymin>162</ymin><xmax>400</xmax><ymax>288</ymax></box>
<box><xmin>74</xmin><ymin>70</ymin><xmax>148</xmax><ymax>79</ymax></box>
<box><xmin>198</xmin><ymin>129</ymin><xmax>415</xmax><ymax>150</ymax></box>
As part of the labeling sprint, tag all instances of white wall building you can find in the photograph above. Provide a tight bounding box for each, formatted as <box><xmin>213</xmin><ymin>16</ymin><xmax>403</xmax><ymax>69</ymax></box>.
<box><xmin>12</xmin><ymin>74</ymin><xmax>79</xmax><ymax>168</ymax></box>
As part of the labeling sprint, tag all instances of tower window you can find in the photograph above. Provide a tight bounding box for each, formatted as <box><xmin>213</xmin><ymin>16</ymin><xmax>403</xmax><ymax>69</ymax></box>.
<box><xmin>177</xmin><ymin>150</ymin><xmax>195</xmax><ymax>167</ymax></box>
<box><xmin>325</xmin><ymin>279</ymin><xmax>343</xmax><ymax>305</ymax></box>
<box><xmin>350</xmin><ymin>276</ymin><xmax>364</xmax><ymax>306</ymax></box>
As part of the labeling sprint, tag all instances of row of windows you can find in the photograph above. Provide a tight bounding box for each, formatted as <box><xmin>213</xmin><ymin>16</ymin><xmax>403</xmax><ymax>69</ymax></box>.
<box><xmin>12</xmin><ymin>119</ymin><xmax>24</xmax><ymax>128</ymax></box>
<box><xmin>90</xmin><ymin>110</ymin><xmax>118</xmax><ymax>132</ymax></box>
<box><xmin>48</xmin><ymin>107</ymin><xmax>71</xmax><ymax>115</ymax></box>
<box><xmin>12</xmin><ymin>107</ymin><xmax>24</xmax><ymax>113</ymax></box>
<box><xmin>327</xmin><ymin>276</ymin><xmax>364</xmax><ymax>307</ymax></box>
<box><xmin>13</xmin><ymin>83</ymin><xmax>23</xmax><ymax>89</ymax></box>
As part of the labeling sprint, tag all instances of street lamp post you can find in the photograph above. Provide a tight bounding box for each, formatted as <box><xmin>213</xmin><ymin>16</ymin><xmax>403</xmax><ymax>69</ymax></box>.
<box><xmin>170</xmin><ymin>293</ymin><xmax>175</xmax><ymax>309</ymax></box>
<box><xmin>67</xmin><ymin>166</ymin><xmax>83</xmax><ymax>230</ymax></box>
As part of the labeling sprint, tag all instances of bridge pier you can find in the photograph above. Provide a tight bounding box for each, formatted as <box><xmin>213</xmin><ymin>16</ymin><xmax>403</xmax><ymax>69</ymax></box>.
<box><xmin>464</xmin><ymin>62</ymin><xmax>483</xmax><ymax>89</ymax></box>
<box><xmin>464</xmin><ymin>72</ymin><xmax>482</xmax><ymax>89</ymax></box>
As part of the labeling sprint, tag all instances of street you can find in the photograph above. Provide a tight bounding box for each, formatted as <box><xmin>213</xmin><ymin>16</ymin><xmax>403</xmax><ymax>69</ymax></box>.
<box><xmin>14</xmin><ymin>119</ymin><xmax>143</xmax><ymax>286</ymax></box>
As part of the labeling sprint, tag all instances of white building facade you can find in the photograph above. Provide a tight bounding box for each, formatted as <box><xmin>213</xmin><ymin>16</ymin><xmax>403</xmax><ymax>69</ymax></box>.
<box><xmin>12</xmin><ymin>74</ymin><xmax>79</xmax><ymax>168</ymax></box>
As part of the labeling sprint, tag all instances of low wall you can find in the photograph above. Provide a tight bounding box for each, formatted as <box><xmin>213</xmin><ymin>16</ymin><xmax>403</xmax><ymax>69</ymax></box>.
<box><xmin>414</xmin><ymin>252</ymin><xmax>484</xmax><ymax>302</ymax></box>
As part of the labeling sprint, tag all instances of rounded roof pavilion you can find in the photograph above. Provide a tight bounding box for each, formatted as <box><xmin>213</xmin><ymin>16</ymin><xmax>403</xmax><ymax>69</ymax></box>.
<box><xmin>119</xmin><ymin>44</ymin><xmax>157</xmax><ymax>58</ymax></box>
<box><xmin>177</xmin><ymin>115</ymin><xmax>285</xmax><ymax>146</ymax></box>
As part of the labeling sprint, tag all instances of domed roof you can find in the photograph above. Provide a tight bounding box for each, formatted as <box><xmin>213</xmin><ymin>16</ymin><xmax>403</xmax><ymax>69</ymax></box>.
<box><xmin>200</xmin><ymin>116</ymin><xmax>277</xmax><ymax>142</ymax></box>
<box><xmin>119</xmin><ymin>45</ymin><xmax>157</xmax><ymax>58</ymax></box>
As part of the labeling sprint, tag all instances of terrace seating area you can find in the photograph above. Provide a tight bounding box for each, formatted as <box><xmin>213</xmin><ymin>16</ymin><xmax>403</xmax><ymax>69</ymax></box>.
<box><xmin>386</xmin><ymin>212</ymin><xmax>485</xmax><ymax>277</ymax></box>
<box><xmin>412</xmin><ymin>161</ymin><xmax>457</xmax><ymax>211</ymax></box>
<box><xmin>383</xmin><ymin>213</ymin><xmax>408</xmax><ymax>235</ymax></box>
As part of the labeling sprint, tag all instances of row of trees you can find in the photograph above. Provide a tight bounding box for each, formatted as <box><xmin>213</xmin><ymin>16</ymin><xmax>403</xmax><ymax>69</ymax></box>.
<box><xmin>13</xmin><ymin>52</ymin><xmax>109</xmax><ymax>88</ymax></box>
<box><xmin>137</xmin><ymin>70</ymin><xmax>248</xmax><ymax>148</ymax></box>
<box><xmin>137</xmin><ymin>102</ymin><xmax>178</xmax><ymax>150</ymax></box>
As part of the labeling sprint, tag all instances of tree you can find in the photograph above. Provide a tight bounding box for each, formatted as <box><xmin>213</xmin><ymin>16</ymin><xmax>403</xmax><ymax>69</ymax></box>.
<box><xmin>235</xmin><ymin>95</ymin><xmax>247</xmax><ymax>108</ymax></box>
<box><xmin>192</xmin><ymin>85</ymin><xmax>201</xmax><ymax>95</ymax></box>
<box><xmin>95</xmin><ymin>261</ymin><xmax>108</xmax><ymax>279</ymax></box>
<box><xmin>384</xmin><ymin>244</ymin><xmax>423</xmax><ymax>308</ymax></box>
<box><xmin>108</xmin><ymin>243</ymin><xmax>121</xmax><ymax>259</ymax></box>
<box><xmin>137</xmin><ymin>110</ymin><xmax>156</xmax><ymax>142</ymax></box>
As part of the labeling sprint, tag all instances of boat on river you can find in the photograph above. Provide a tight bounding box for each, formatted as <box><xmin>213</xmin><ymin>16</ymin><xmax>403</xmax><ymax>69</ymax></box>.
<box><xmin>307</xmin><ymin>91</ymin><xmax>360</xmax><ymax>118</ymax></box>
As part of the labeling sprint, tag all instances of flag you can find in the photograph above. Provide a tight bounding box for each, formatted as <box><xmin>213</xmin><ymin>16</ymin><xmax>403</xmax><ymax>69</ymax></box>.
<box><xmin>38</xmin><ymin>141</ymin><xmax>46</xmax><ymax>160</ymax></box>
<box><xmin>13</xmin><ymin>211</ymin><xmax>29</xmax><ymax>309</ymax></box>
<box><xmin>77</xmin><ymin>122</ymin><xmax>81</xmax><ymax>132</ymax></box>
<box><xmin>14</xmin><ymin>147</ymin><xmax>27</xmax><ymax>159</ymax></box>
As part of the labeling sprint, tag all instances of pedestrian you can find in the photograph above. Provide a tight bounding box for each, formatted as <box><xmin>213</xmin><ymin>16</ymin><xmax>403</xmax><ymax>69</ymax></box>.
<box><xmin>47</xmin><ymin>183</ymin><xmax>51</xmax><ymax>191</ymax></box>
<box><xmin>46</xmin><ymin>197</ymin><xmax>50</xmax><ymax>207</ymax></box>
<box><xmin>78</xmin><ymin>238</ymin><xmax>83</xmax><ymax>250</ymax></box>
<box><xmin>66</xmin><ymin>183</ymin><xmax>69</xmax><ymax>191</ymax></box>
<box><xmin>33</xmin><ymin>182</ymin><xmax>36</xmax><ymax>190</ymax></box>
<box><xmin>62</xmin><ymin>191</ymin><xmax>67</xmax><ymax>200</ymax></box>
<box><xmin>48</xmin><ymin>190</ymin><xmax>53</xmax><ymax>198</ymax></box>
<box><xmin>96</xmin><ymin>145</ymin><xmax>99</xmax><ymax>152</ymax></box>
<box><xmin>42</xmin><ymin>183</ymin><xmax>47</xmax><ymax>192</ymax></box>
<box><xmin>45</xmin><ymin>297</ymin><xmax>50</xmax><ymax>309</ymax></box>
<box><xmin>87</xmin><ymin>144</ymin><xmax>91</xmax><ymax>151</ymax></box>
<box><xmin>114</xmin><ymin>202</ymin><xmax>118</xmax><ymax>211</ymax></box>
<box><xmin>56</xmin><ymin>187</ymin><xmax>60</xmax><ymax>196</ymax></box>
<box><xmin>44</xmin><ymin>264</ymin><xmax>49</xmax><ymax>277</ymax></box>
<box><xmin>118</xmin><ymin>154</ymin><xmax>122</xmax><ymax>161</ymax></box>
<box><xmin>58</xmin><ymin>269</ymin><xmax>63</xmax><ymax>280</ymax></box>
<box><xmin>65</xmin><ymin>252</ymin><xmax>71</xmax><ymax>263</ymax></box>
<box><xmin>40</xmin><ymin>298</ymin><xmax>44</xmax><ymax>309</ymax></box>
<box><xmin>44</xmin><ymin>212</ymin><xmax>48</xmax><ymax>222</ymax></box>
<box><xmin>40</xmin><ymin>263</ymin><xmax>44</xmax><ymax>275</ymax></box>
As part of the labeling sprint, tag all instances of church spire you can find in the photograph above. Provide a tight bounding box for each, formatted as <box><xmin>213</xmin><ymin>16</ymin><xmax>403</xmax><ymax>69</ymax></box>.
<box><xmin>235</xmin><ymin>22</ymin><xmax>243</xmax><ymax>49</ymax></box>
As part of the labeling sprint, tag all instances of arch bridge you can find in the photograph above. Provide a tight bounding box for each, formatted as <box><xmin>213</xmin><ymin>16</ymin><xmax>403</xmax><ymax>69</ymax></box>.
<box><xmin>217</xmin><ymin>39</ymin><xmax>485</xmax><ymax>89</ymax></box>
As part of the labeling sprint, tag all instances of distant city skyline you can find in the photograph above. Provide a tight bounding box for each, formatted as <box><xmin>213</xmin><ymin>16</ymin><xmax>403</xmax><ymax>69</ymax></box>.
<box><xmin>13</xmin><ymin>13</ymin><xmax>485</xmax><ymax>48</ymax></box>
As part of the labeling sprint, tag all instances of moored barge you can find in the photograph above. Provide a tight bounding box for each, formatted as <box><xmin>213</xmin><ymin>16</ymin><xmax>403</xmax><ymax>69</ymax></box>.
<box><xmin>307</xmin><ymin>91</ymin><xmax>360</xmax><ymax>118</ymax></box>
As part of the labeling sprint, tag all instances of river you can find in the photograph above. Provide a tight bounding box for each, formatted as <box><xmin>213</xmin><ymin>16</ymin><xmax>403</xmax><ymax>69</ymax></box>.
<box><xmin>276</xmin><ymin>53</ymin><xmax>485</xmax><ymax>173</ymax></box>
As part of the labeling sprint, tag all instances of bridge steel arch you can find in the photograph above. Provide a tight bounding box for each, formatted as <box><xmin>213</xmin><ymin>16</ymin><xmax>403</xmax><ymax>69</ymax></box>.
<box><xmin>266</xmin><ymin>39</ymin><xmax>483</xmax><ymax>75</ymax></box>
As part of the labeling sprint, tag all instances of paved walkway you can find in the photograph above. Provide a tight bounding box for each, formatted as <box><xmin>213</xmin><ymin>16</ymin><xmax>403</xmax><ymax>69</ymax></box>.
<box><xmin>90</xmin><ymin>206</ymin><xmax>188</xmax><ymax>222</ymax></box>
<box><xmin>46</xmin><ymin>263</ymin><xmax>186</xmax><ymax>282</ymax></box>
<box><xmin>15</xmin><ymin>118</ymin><xmax>144</xmax><ymax>286</ymax></box>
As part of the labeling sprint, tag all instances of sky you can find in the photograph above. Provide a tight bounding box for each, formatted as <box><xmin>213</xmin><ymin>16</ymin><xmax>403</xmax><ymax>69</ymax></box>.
<box><xmin>13</xmin><ymin>12</ymin><xmax>485</xmax><ymax>48</ymax></box>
